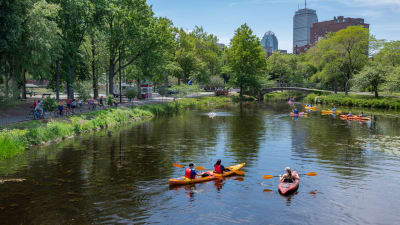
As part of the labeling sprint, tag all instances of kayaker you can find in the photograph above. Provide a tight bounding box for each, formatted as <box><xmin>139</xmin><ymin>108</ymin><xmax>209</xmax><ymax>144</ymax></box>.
<box><xmin>359</xmin><ymin>112</ymin><xmax>365</xmax><ymax>117</ymax></box>
<box><xmin>280</xmin><ymin>167</ymin><xmax>299</xmax><ymax>183</ymax></box>
<box><xmin>347</xmin><ymin>111</ymin><xmax>353</xmax><ymax>117</ymax></box>
<box><xmin>332</xmin><ymin>107</ymin><xmax>337</xmax><ymax>112</ymax></box>
<box><xmin>214</xmin><ymin>159</ymin><xmax>230</xmax><ymax>174</ymax></box>
<box><xmin>293</xmin><ymin>108</ymin><xmax>299</xmax><ymax>115</ymax></box>
<box><xmin>185</xmin><ymin>164</ymin><xmax>199</xmax><ymax>179</ymax></box>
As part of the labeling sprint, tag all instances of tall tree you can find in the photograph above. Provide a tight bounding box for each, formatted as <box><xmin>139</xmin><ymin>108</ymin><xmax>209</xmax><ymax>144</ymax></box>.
<box><xmin>376</xmin><ymin>41</ymin><xmax>400</xmax><ymax>67</ymax></box>
<box><xmin>308</xmin><ymin>26</ymin><xmax>369</xmax><ymax>94</ymax></box>
<box><xmin>227</xmin><ymin>24</ymin><xmax>267</xmax><ymax>98</ymax></box>
<box><xmin>352</xmin><ymin>62</ymin><xmax>390</xmax><ymax>97</ymax></box>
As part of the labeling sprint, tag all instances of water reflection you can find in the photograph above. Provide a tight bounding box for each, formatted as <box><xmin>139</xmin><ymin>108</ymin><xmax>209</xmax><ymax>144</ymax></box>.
<box><xmin>1</xmin><ymin>103</ymin><xmax>400</xmax><ymax>224</ymax></box>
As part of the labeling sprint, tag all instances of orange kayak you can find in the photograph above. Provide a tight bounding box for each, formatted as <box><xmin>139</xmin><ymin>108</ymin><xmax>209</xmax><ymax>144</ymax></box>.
<box><xmin>168</xmin><ymin>163</ymin><xmax>246</xmax><ymax>186</ymax></box>
<box><xmin>340</xmin><ymin>115</ymin><xmax>370</xmax><ymax>121</ymax></box>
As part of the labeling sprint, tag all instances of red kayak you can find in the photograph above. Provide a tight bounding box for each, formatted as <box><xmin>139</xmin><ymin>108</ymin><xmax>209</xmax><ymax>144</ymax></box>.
<box><xmin>278</xmin><ymin>171</ymin><xmax>300</xmax><ymax>195</ymax></box>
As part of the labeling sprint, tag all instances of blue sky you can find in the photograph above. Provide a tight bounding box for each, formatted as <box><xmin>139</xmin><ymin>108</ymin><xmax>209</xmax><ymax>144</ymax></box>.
<box><xmin>147</xmin><ymin>0</ymin><xmax>400</xmax><ymax>53</ymax></box>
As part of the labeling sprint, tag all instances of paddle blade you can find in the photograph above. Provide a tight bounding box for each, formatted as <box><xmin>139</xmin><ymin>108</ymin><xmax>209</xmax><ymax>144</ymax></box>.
<box><xmin>305</xmin><ymin>172</ymin><xmax>318</xmax><ymax>176</ymax></box>
<box><xmin>262</xmin><ymin>175</ymin><xmax>275</xmax><ymax>179</ymax></box>
<box><xmin>173</xmin><ymin>163</ymin><xmax>184</xmax><ymax>168</ymax></box>
<box><xmin>196</xmin><ymin>166</ymin><xmax>205</xmax><ymax>170</ymax></box>
<box><xmin>234</xmin><ymin>170</ymin><xmax>245</xmax><ymax>176</ymax></box>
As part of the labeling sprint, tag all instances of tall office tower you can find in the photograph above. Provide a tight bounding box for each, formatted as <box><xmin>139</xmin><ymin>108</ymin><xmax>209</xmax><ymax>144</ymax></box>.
<box><xmin>293</xmin><ymin>1</ymin><xmax>318</xmax><ymax>54</ymax></box>
<box><xmin>261</xmin><ymin>31</ymin><xmax>278</xmax><ymax>57</ymax></box>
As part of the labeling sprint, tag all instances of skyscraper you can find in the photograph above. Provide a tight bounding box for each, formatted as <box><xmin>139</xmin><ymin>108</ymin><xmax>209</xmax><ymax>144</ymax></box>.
<box><xmin>293</xmin><ymin>1</ymin><xmax>318</xmax><ymax>54</ymax></box>
<box><xmin>261</xmin><ymin>31</ymin><xmax>278</xmax><ymax>57</ymax></box>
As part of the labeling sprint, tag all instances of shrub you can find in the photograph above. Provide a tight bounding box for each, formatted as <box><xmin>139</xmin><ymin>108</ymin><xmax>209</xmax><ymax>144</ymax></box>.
<box><xmin>264</xmin><ymin>91</ymin><xmax>305</xmax><ymax>102</ymax></box>
<box><xmin>75</xmin><ymin>82</ymin><xmax>91</xmax><ymax>102</ymax></box>
<box><xmin>106</xmin><ymin>95</ymin><xmax>114</xmax><ymax>106</ymax></box>
<box><xmin>43</xmin><ymin>97</ymin><xmax>58</xmax><ymax>112</ymax></box>
<box><xmin>126</xmin><ymin>88</ymin><xmax>139</xmax><ymax>100</ymax></box>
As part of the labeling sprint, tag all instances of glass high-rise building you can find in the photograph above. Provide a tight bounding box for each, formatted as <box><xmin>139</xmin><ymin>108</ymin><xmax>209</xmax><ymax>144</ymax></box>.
<box><xmin>293</xmin><ymin>7</ymin><xmax>318</xmax><ymax>52</ymax></box>
<box><xmin>261</xmin><ymin>31</ymin><xmax>278</xmax><ymax>56</ymax></box>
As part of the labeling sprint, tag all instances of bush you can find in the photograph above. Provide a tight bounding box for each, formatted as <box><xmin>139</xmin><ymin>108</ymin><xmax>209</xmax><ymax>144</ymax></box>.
<box><xmin>126</xmin><ymin>88</ymin><xmax>138</xmax><ymax>100</ymax></box>
<box><xmin>207</xmin><ymin>76</ymin><xmax>225</xmax><ymax>90</ymax></box>
<box><xmin>43</xmin><ymin>97</ymin><xmax>58</xmax><ymax>112</ymax></box>
<box><xmin>106</xmin><ymin>95</ymin><xmax>114</xmax><ymax>106</ymax></box>
<box><xmin>215</xmin><ymin>89</ymin><xmax>229</xmax><ymax>96</ymax></box>
<box><xmin>233</xmin><ymin>95</ymin><xmax>256</xmax><ymax>102</ymax></box>
<box><xmin>75</xmin><ymin>82</ymin><xmax>91</xmax><ymax>102</ymax></box>
<box><xmin>264</xmin><ymin>91</ymin><xmax>305</xmax><ymax>102</ymax></box>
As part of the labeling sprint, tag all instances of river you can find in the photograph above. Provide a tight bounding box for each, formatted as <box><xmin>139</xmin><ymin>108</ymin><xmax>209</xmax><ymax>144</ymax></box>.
<box><xmin>1</xmin><ymin>102</ymin><xmax>400</xmax><ymax>225</ymax></box>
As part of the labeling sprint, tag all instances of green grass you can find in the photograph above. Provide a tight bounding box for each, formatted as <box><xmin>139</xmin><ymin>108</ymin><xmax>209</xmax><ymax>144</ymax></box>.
<box><xmin>305</xmin><ymin>93</ymin><xmax>400</xmax><ymax>110</ymax></box>
<box><xmin>0</xmin><ymin>97</ymin><xmax>231</xmax><ymax>160</ymax></box>
<box><xmin>263</xmin><ymin>91</ymin><xmax>306</xmax><ymax>102</ymax></box>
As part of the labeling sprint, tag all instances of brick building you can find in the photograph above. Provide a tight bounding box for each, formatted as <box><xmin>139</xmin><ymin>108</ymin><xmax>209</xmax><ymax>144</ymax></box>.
<box><xmin>310</xmin><ymin>16</ymin><xmax>369</xmax><ymax>46</ymax></box>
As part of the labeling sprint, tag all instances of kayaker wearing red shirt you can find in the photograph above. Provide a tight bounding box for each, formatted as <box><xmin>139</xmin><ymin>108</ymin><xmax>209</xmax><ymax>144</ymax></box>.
<box><xmin>214</xmin><ymin>159</ymin><xmax>230</xmax><ymax>174</ymax></box>
<box><xmin>185</xmin><ymin>164</ymin><xmax>198</xmax><ymax>179</ymax></box>
<box><xmin>280</xmin><ymin>167</ymin><xmax>299</xmax><ymax>183</ymax></box>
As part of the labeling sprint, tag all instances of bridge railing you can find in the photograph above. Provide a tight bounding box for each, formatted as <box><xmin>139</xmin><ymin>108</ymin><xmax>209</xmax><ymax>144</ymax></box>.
<box><xmin>261</xmin><ymin>83</ymin><xmax>329</xmax><ymax>90</ymax></box>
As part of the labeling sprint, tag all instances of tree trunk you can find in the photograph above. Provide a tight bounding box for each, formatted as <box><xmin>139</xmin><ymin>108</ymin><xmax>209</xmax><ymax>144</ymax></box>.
<box><xmin>333</xmin><ymin>77</ymin><xmax>338</xmax><ymax>94</ymax></box>
<box><xmin>91</xmin><ymin>37</ymin><xmax>98</xmax><ymax>99</ymax></box>
<box><xmin>109</xmin><ymin>58</ymin><xmax>114</xmax><ymax>96</ymax></box>
<box><xmin>374</xmin><ymin>88</ymin><xmax>379</xmax><ymax>98</ymax></box>
<box><xmin>137</xmin><ymin>79</ymin><xmax>141</xmax><ymax>99</ymax></box>
<box><xmin>183</xmin><ymin>73</ymin><xmax>188</xmax><ymax>84</ymax></box>
<box><xmin>177</xmin><ymin>78</ymin><xmax>180</xmax><ymax>86</ymax></box>
<box><xmin>119</xmin><ymin>49</ymin><xmax>122</xmax><ymax>103</ymax></box>
<box><xmin>239</xmin><ymin>83</ymin><xmax>243</xmax><ymax>99</ymax></box>
<box><xmin>21</xmin><ymin>69</ymin><xmax>27</xmax><ymax>99</ymax></box>
<box><xmin>108</xmin><ymin>21</ymin><xmax>114</xmax><ymax>96</ymax></box>
<box><xmin>56</xmin><ymin>60</ymin><xmax>60</xmax><ymax>101</ymax></box>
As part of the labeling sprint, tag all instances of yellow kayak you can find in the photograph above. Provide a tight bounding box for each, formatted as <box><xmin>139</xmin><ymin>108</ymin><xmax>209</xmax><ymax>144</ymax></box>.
<box><xmin>305</xmin><ymin>106</ymin><xmax>317</xmax><ymax>110</ymax></box>
<box><xmin>321</xmin><ymin>110</ymin><xmax>342</xmax><ymax>114</ymax></box>
<box><xmin>168</xmin><ymin>163</ymin><xmax>246</xmax><ymax>186</ymax></box>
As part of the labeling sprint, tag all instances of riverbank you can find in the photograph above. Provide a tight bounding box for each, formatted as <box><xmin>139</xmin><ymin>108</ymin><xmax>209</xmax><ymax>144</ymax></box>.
<box><xmin>0</xmin><ymin>97</ymin><xmax>231</xmax><ymax>160</ymax></box>
<box><xmin>264</xmin><ymin>91</ymin><xmax>400</xmax><ymax>110</ymax></box>
<box><xmin>305</xmin><ymin>93</ymin><xmax>400</xmax><ymax>110</ymax></box>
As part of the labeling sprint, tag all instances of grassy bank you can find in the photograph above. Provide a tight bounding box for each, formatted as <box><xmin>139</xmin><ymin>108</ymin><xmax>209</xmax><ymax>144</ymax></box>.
<box><xmin>305</xmin><ymin>93</ymin><xmax>400</xmax><ymax>110</ymax></box>
<box><xmin>263</xmin><ymin>91</ymin><xmax>306</xmax><ymax>102</ymax></box>
<box><xmin>0</xmin><ymin>97</ymin><xmax>231</xmax><ymax>160</ymax></box>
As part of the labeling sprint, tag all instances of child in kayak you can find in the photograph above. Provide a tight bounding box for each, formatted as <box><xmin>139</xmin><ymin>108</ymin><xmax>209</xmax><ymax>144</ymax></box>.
<box><xmin>185</xmin><ymin>164</ymin><xmax>199</xmax><ymax>179</ymax></box>
<box><xmin>214</xmin><ymin>159</ymin><xmax>230</xmax><ymax>174</ymax></box>
<box><xmin>332</xmin><ymin>107</ymin><xmax>337</xmax><ymax>112</ymax></box>
<box><xmin>358</xmin><ymin>112</ymin><xmax>365</xmax><ymax>117</ymax></box>
<box><xmin>347</xmin><ymin>112</ymin><xmax>353</xmax><ymax>117</ymax></box>
<box><xmin>280</xmin><ymin>167</ymin><xmax>300</xmax><ymax>183</ymax></box>
<box><xmin>185</xmin><ymin>164</ymin><xmax>208</xmax><ymax>179</ymax></box>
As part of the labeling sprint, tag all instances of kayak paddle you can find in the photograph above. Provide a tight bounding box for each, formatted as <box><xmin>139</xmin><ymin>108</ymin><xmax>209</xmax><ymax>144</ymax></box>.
<box><xmin>173</xmin><ymin>163</ymin><xmax>205</xmax><ymax>171</ymax></box>
<box><xmin>262</xmin><ymin>172</ymin><xmax>317</xmax><ymax>180</ymax></box>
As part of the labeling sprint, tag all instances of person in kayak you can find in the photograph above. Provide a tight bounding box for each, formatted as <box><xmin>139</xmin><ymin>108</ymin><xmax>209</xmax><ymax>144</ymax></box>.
<box><xmin>347</xmin><ymin>111</ymin><xmax>353</xmax><ymax>117</ymax></box>
<box><xmin>280</xmin><ymin>167</ymin><xmax>300</xmax><ymax>183</ymax></box>
<box><xmin>214</xmin><ymin>159</ymin><xmax>230</xmax><ymax>174</ymax></box>
<box><xmin>358</xmin><ymin>112</ymin><xmax>365</xmax><ymax>117</ymax></box>
<box><xmin>185</xmin><ymin>164</ymin><xmax>199</xmax><ymax>179</ymax></box>
<box><xmin>332</xmin><ymin>107</ymin><xmax>337</xmax><ymax>112</ymax></box>
<box><xmin>185</xmin><ymin>164</ymin><xmax>208</xmax><ymax>179</ymax></box>
<box><xmin>293</xmin><ymin>108</ymin><xmax>299</xmax><ymax>115</ymax></box>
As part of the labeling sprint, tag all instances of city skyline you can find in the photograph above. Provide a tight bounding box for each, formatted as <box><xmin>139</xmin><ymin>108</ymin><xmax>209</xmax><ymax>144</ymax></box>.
<box><xmin>147</xmin><ymin>0</ymin><xmax>400</xmax><ymax>53</ymax></box>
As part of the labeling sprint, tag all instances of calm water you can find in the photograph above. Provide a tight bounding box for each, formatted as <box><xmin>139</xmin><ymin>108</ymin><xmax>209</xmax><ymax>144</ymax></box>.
<box><xmin>1</xmin><ymin>103</ymin><xmax>400</xmax><ymax>225</ymax></box>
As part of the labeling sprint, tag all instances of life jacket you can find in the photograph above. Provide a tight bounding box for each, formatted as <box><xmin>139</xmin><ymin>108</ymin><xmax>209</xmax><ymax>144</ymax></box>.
<box><xmin>214</xmin><ymin>164</ymin><xmax>222</xmax><ymax>174</ymax></box>
<box><xmin>185</xmin><ymin>168</ymin><xmax>193</xmax><ymax>179</ymax></box>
